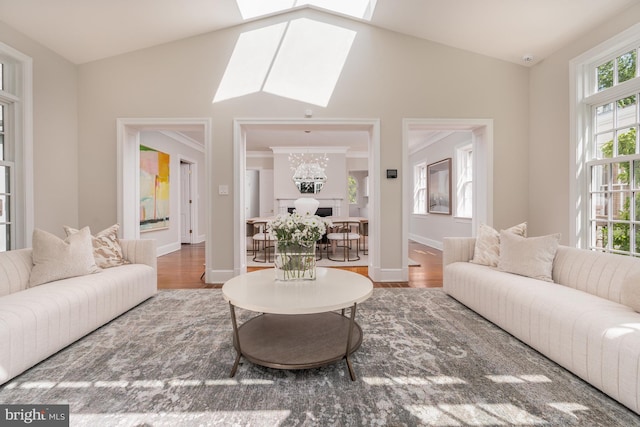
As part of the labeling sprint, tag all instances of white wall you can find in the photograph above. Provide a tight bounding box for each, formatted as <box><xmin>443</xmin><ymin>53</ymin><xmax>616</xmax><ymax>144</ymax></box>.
<box><xmin>409</xmin><ymin>132</ymin><xmax>473</xmax><ymax>248</ymax></box>
<box><xmin>245</xmin><ymin>169</ymin><xmax>259</xmax><ymax>218</ymax></box>
<box><xmin>74</xmin><ymin>8</ymin><xmax>529</xmax><ymax>278</ymax></box>
<box><xmin>246</xmin><ymin>156</ymin><xmax>275</xmax><ymax>217</ymax></box>
<box><xmin>529</xmin><ymin>4</ymin><xmax>640</xmax><ymax>243</ymax></box>
<box><xmin>139</xmin><ymin>131</ymin><xmax>205</xmax><ymax>255</ymax></box>
<box><xmin>2</xmin><ymin>5</ymin><xmax>635</xmax><ymax>272</ymax></box>
<box><xmin>0</xmin><ymin>21</ymin><xmax>78</xmax><ymax>240</ymax></box>
<box><xmin>273</xmin><ymin>151</ymin><xmax>348</xmax><ymax>214</ymax></box>
<box><xmin>348</xmin><ymin>169</ymin><xmax>368</xmax><ymax>217</ymax></box>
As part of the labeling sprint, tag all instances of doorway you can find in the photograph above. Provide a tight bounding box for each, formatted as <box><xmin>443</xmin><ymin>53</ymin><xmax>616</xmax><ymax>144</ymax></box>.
<box><xmin>116</xmin><ymin>118</ymin><xmax>211</xmax><ymax>253</ymax></box>
<box><xmin>180</xmin><ymin>160</ymin><xmax>195</xmax><ymax>244</ymax></box>
<box><xmin>403</xmin><ymin>118</ymin><xmax>493</xmax><ymax>267</ymax></box>
<box><xmin>233</xmin><ymin>118</ymin><xmax>382</xmax><ymax>280</ymax></box>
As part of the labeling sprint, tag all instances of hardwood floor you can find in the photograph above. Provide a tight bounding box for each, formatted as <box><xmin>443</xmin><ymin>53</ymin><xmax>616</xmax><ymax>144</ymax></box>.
<box><xmin>157</xmin><ymin>241</ymin><xmax>442</xmax><ymax>289</ymax></box>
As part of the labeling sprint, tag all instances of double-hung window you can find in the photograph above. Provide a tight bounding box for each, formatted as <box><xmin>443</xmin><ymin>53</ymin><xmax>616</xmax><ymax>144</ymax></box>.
<box><xmin>348</xmin><ymin>175</ymin><xmax>358</xmax><ymax>204</ymax></box>
<box><xmin>456</xmin><ymin>144</ymin><xmax>473</xmax><ymax>219</ymax></box>
<box><xmin>0</xmin><ymin>100</ymin><xmax>13</xmax><ymax>251</ymax></box>
<box><xmin>413</xmin><ymin>162</ymin><xmax>427</xmax><ymax>214</ymax></box>
<box><xmin>573</xmin><ymin>25</ymin><xmax>640</xmax><ymax>256</ymax></box>
<box><xmin>0</xmin><ymin>43</ymin><xmax>33</xmax><ymax>251</ymax></box>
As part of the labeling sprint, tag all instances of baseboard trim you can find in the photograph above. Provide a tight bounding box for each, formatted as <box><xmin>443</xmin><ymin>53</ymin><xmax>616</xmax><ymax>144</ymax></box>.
<box><xmin>409</xmin><ymin>234</ymin><xmax>443</xmax><ymax>251</ymax></box>
<box><xmin>207</xmin><ymin>269</ymin><xmax>235</xmax><ymax>284</ymax></box>
<box><xmin>157</xmin><ymin>242</ymin><xmax>182</xmax><ymax>257</ymax></box>
<box><xmin>369</xmin><ymin>266</ymin><xmax>409</xmax><ymax>283</ymax></box>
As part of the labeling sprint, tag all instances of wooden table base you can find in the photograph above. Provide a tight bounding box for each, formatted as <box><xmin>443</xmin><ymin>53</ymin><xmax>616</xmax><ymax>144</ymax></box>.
<box><xmin>229</xmin><ymin>309</ymin><xmax>363</xmax><ymax>380</ymax></box>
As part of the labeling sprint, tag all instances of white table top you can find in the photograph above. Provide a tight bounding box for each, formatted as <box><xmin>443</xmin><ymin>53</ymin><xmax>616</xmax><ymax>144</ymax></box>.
<box><xmin>222</xmin><ymin>267</ymin><xmax>373</xmax><ymax>315</ymax></box>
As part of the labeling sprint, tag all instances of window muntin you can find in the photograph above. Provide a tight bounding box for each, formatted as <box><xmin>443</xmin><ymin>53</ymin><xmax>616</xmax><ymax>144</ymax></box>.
<box><xmin>588</xmin><ymin>87</ymin><xmax>640</xmax><ymax>255</ymax></box>
<box><xmin>0</xmin><ymin>56</ymin><xmax>20</xmax><ymax>251</ymax></box>
<box><xmin>413</xmin><ymin>162</ymin><xmax>426</xmax><ymax>214</ymax></box>
<box><xmin>0</xmin><ymin>43</ymin><xmax>32</xmax><ymax>251</ymax></box>
<box><xmin>0</xmin><ymin>162</ymin><xmax>11</xmax><ymax>251</ymax></box>
<box><xmin>0</xmin><ymin>103</ymin><xmax>3</xmax><ymax>160</ymax></box>
<box><xmin>596</xmin><ymin>48</ymin><xmax>638</xmax><ymax>92</ymax></box>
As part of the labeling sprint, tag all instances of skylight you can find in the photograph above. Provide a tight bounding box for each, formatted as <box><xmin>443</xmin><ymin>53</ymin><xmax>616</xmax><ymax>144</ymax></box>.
<box><xmin>213</xmin><ymin>23</ymin><xmax>287</xmax><ymax>102</ymax></box>
<box><xmin>236</xmin><ymin>0</ymin><xmax>377</xmax><ymax>21</ymax></box>
<box><xmin>213</xmin><ymin>18</ymin><xmax>356</xmax><ymax>107</ymax></box>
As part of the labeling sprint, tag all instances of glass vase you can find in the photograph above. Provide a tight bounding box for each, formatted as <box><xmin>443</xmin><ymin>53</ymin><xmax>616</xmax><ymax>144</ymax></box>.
<box><xmin>274</xmin><ymin>240</ymin><xmax>317</xmax><ymax>281</ymax></box>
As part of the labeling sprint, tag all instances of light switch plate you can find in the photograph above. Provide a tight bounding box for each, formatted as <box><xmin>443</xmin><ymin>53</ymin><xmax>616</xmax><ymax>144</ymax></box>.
<box><xmin>218</xmin><ymin>185</ymin><xmax>229</xmax><ymax>195</ymax></box>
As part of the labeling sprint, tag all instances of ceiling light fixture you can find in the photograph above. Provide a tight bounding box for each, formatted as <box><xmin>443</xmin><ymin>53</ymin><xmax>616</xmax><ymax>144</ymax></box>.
<box><xmin>289</xmin><ymin>151</ymin><xmax>329</xmax><ymax>194</ymax></box>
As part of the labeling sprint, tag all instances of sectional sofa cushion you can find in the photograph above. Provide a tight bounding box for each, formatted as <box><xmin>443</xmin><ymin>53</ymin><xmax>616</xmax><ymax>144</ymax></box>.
<box><xmin>470</xmin><ymin>222</ymin><xmax>527</xmax><ymax>267</ymax></box>
<box><xmin>497</xmin><ymin>231</ymin><xmax>560</xmax><ymax>282</ymax></box>
<box><xmin>30</xmin><ymin>227</ymin><xmax>100</xmax><ymax>287</ymax></box>
<box><xmin>64</xmin><ymin>224</ymin><xmax>129</xmax><ymax>269</ymax></box>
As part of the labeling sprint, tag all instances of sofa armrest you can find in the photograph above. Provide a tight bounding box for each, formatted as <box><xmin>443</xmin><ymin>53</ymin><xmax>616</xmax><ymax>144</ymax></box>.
<box><xmin>443</xmin><ymin>237</ymin><xmax>476</xmax><ymax>266</ymax></box>
<box><xmin>120</xmin><ymin>239</ymin><xmax>157</xmax><ymax>271</ymax></box>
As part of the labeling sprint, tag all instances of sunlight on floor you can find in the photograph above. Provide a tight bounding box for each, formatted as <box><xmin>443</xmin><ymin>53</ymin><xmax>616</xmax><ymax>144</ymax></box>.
<box><xmin>9</xmin><ymin>378</ymin><xmax>276</xmax><ymax>390</ymax></box>
<box><xmin>71</xmin><ymin>410</ymin><xmax>291</xmax><ymax>426</ymax></box>
<box><xmin>362</xmin><ymin>376</ymin><xmax>466</xmax><ymax>386</ymax></box>
<box><xmin>547</xmin><ymin>402</ymin><xmax>590</xmax><ymax>419</ymax></box>
<box><xmin>405</xmin><ymin>403</ymin><xmax>549</xmax><ymax>426</ymax></box>
<box><xmin>7</xmin><ymin>375</ymin><xmax>594</xmax><ymax>425</ymax></box>
<box><xmin>485</xmin><ymin>374</ymin><xmax>552</xmax><ymax>384</ymax></box>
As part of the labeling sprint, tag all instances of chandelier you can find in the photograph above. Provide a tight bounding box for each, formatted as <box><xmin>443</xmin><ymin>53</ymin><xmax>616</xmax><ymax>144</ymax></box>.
<box><xmin>288</xmin><ymin>152</ymin><xmax>329</xmax><ymax>193</ymax></box>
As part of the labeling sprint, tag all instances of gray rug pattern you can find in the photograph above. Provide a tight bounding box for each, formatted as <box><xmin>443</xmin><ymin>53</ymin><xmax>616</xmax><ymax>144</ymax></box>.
<box><xmin>1</xmin><ymin>289</ymin><xmax>639</xmax><ymax>426</ymax></box>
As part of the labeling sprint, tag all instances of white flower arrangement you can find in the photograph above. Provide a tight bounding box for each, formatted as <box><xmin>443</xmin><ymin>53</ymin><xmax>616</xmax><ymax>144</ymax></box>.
<box><xmin>267</xmin><ymin>211</ymin><xmax>331</xmax><ymax>245</ymax></box>
<box><xmin>267</xmin><ymin>211</ymin><xmax>332</xmax><ymax>280</ymax></box>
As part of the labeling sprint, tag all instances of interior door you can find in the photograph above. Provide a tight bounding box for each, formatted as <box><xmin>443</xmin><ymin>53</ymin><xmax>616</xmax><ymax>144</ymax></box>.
<box><xmin>180</xmin><ymin>162</ymin><xmax>193</xmax><ymax>244</ymax></box>
<box><xmin>259</xmin><ymin>169</ymin><xmax>274</xmax><ymax>217</ymax></box>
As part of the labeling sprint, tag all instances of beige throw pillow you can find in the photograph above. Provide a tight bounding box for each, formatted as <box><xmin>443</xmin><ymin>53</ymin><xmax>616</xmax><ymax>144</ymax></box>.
<box><xmin>30</xmin><ymin>227</ymin><xmax>101</xmax><ymax>287</ymax></box>
<box><xmin>497</xmin><ymin>231</ymin><xmax>560</xmax><ymax>282</ymax></box>
<box><xmin>64</xmin><ymin>224</ymin><xmax>130</xmax><ymax>268</ymax></box>
<box><xmin>470</xmin><ymin>222</ymin><xmax>527</xmax><ymax>267</ymax></box>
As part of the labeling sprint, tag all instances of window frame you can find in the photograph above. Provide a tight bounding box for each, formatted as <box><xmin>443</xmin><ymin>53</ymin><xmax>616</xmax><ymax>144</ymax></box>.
<box><xmin>455</xmin><ymin>142</ymin><xmax>473</xmax><ymax>219</ymax></box>
<box><xmin>347</xmin><ymin>174</ymin><xmax>358</xmax><ymax>204</ymax></box>
<box><xmin>413</xmin><ymin>161</ymin><xmax>427</xmax><ymax>215</ymax></box>
<box><xmin>0</xmin><ymin>42</ymin><xmax>33</xmax><ymax>250</ymax></box>
<box><xmin>571</xmin><ymin>23</ymin><xmax>640</xmax><ymax>252</ymax></box>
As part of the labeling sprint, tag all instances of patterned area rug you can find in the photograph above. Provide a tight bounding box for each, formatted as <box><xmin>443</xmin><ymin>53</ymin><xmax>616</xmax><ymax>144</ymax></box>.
<box><xmin>1</xmin><ymin>289</ymin><xmax>639</xmax><ymax>426</ymax></box>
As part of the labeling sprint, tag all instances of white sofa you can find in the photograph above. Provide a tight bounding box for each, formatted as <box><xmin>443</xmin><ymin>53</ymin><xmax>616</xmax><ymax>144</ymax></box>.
<box><xmin>0</xmin><ymin>239</ymin><xmax>157</xmax><ymax>385</ymax></box>
<box><xmin>443</xmin><ymin>237</ymin><xmax>640</xmax><ymax>414</ymax></box>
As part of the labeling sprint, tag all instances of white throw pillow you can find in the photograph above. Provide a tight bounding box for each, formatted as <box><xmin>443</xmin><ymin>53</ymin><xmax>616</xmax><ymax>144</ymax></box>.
<box><xmin>30</xmin><ymin>227</ymin><xmax>101</xmax><ymax>287</ymax></box>
<box><xmin>497</xmin><ymin>231</ymin><xmax>560</xmax><ymax>282</ymax></box>
<box><xmin>64</xmin><ymin>224</ymin><xmax>129</xmax><ymax>269</ymax></box>
<box><xmin>470</xmin><ymin>222</ymin><xmax>527</xmax><ymax>267</ymax></box>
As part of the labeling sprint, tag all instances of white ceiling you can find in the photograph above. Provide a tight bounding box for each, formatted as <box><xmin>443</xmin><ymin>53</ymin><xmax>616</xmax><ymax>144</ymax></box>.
<box><xmin>0</xmin><ymin>0</ymin><xmax>636</xmax><ymax>65</ymax></box>
<box><xmin>1</xmin><ymin>0</ymin><xmax>636</xmax><ymax>151</ymax></box>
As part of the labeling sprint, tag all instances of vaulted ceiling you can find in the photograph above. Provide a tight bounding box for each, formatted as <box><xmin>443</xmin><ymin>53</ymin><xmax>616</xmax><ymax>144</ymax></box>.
<box><xmin>1</xmin><ymin>0</ymin><xmax>637</xmax><ymax>152</ymax></box>
<box><xmin>0</xmin><ymin>0</ymin><xmax>636</xmax><ymax>65</ymax></box>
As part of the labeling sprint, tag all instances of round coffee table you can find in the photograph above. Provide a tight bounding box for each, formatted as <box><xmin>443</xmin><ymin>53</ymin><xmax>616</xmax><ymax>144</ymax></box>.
<box><xmin>222</xmin><ymin>267</ymin><xmax>373</xmax><ymax>380</ymax></box>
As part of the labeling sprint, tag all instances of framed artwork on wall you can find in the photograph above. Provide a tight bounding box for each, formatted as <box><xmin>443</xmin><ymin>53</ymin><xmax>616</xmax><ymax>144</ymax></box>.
<box><xmin>427</xmin><ymin>158</ymin><xmax>452</xmax><ymax>215</ymax></box>
<box><xmin>140</xmin><ymin>145</ymin><xmax>170</xmax><ymax>232</ymax></box>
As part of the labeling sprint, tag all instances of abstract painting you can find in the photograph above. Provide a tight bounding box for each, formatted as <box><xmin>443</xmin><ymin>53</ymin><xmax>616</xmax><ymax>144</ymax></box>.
<box><xmin>140</xmin><ymin>145</ymin><xmax>170</xmax><ymax>231</ymax></box>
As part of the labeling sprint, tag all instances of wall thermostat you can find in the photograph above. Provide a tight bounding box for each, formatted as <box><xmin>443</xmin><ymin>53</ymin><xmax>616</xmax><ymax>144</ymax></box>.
<box><xmin>386</xmin><ymin>169</ymin><xmax>398</xmax><ymax>179</ymax></box>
